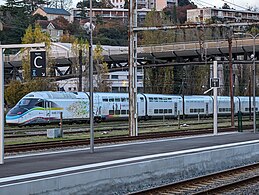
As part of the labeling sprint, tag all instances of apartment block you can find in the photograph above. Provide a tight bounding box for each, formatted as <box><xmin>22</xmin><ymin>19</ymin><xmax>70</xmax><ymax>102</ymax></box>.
<box><xmin>187</xmin><ymin>7</ymin><xmax>259</xmax><ymax>23</ymax></box>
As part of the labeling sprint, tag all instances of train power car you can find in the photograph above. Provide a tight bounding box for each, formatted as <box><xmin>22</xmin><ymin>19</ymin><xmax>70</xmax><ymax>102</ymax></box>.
<box><xmin>6</xmin><ymin>91</ymin><xmax>101</xmax><ymax>125</ymax></box>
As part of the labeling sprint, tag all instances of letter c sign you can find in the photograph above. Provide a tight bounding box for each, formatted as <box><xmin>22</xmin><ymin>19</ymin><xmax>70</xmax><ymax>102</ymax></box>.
<box><xmin>30</xmin><ymin>50</ymin><xmax>46</xmax><ymax>78</ymax></box>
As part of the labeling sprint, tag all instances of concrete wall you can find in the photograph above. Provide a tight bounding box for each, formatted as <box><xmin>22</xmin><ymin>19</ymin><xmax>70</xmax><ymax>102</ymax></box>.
<box><xmin>1</xmin><ymin>143</ymin><xmax>259</xmax><ymax>195</ymax></box>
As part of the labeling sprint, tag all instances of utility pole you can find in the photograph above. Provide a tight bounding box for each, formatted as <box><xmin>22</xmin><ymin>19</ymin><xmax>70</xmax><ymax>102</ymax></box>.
<box><xmin>234</xmin><ymin>32</ymin><xmax>259</xmax><ymax>132</ymax></box>
<box><xmin>197</xmin><ymin>24</ymin><xmax>205</xmax><ymax>61</ymax></box>
<box><xmin>89</xmin><ymin>0</ymin><xmax>94</xmax><ymax>152</ymax></box>
<box><xmin>128</xmin><ymin>0</ymin><xmax>138</xmax><ymax>136</ymax></box>
<box><xmin>228</xmin><ymin>29</ymin><xmax>235</xmax><ymax>127</ymax></box>
<box><xmin>78</xmin><ymin>49</ymin><xmax>83</xmax><ymax>92</ymax></box>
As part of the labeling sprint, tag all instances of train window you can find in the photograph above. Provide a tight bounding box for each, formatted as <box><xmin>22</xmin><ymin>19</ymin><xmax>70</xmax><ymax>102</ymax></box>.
<box><xmin>103</xmin><ymin>98</ymin><xmax>108</xmax><ymax>102</ymax></box>
<box><xmin>154</xmin><ymin>109</ymin><xmax>158</xmax><ymax>114</ymax></box>
<box><xmin>140</xmin><ymin>97</ymin><xmax>144</xmax><ymax>102</ymax></box>
<box><xmin>109</xmin><ymin>110</ymin><xmax>114</xmax><ymax>115</ymax></box>
<box><xmin>149</xmin><ymin>98</ymin><xmax>153</xmax><ymax>102</ymax></box>
<box><xmin>115</xmin><ymin>98</ymin><xmax>120</xmax><ymax>102</ymax></box>
<box><xmin>121</xmin><ymin>110</ymin><xmax>127</xmax><ymax>114</ymax></box>
<box><xmin>109</xmin><ymin>98</ymin><xmax>114</xmax><ymax>102</ymax></box>
<box><xmin>159</xmin><ymin>98</ymin><xmax>163</xmax><ymax>102</ymax></box>
<box><xmin>115</xmin><ymin>110</ymin><xmax>120</xmax><ymax>115</ymax></box>
<box><xmin>121</xmin><ymin>98</ymin><xmax>126</xmax><ymax>102</ymax></box>
<box><xmin>168</xmin><ymin>109</ymin><xmax>172</xmax><ymax>113</ymax></box>
<box><xmin>18</xmin><ymin>99</ymin><xmax>32</xmax><ymax>106</ymax></box>
<box><xmin>126</xmin><ymin>98</ymin><xmax>129</xmax><ymax>102</ymax></box>
<box><xmin>164</xmin><ymin>109</ymin><xmax>168</xmax><ymax>113</ymax></box>
<box><xmin>127</xmin><ymin>110</ymin><xmax>129</xmax><ymax>114</ymax></box>
<box><xmin>245</xmin><ymin>108</ymin><xmax>249</xmax><ymax>111</ymax></box>
<box><xmin>111</xmin><ymin>75</ymin><xmax>118</xmax><ymax>79</ymax></box>
<box><xmin>35</xmin><ymin>101</ymin><xmax>44</xmax><ymax>107</ymax></box>
<box><xmin>159</xmin><ymin>109</ymin><xmax>163</xmax><ymax>113</ymax></box>
<box><xmin>154</xmin><ymin>98</ymin><xmax>158</xmax><ymax>102</ymax></box>
<box><xmin>190</xmin><ymin>109</ymin><xmax>194</xmax><ymax>113</ymax></box>
<box><xmin>168</xmin><ymin>98</ymin><xmax>172</xmax><ymax>102</ymax></box>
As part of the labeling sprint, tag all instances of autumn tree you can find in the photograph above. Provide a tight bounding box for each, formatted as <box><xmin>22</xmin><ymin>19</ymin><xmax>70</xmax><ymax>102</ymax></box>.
<box><xmin>141</xmin><ymin>10</ymin><xmax>175</xmax><ymax>94</ymax></box>
<box><xmin>60</xmin><ymin>32</ymin><xmax>76</xmax><ymax>43</ymax></box>
<box><xmin>5</xmin><ymin>79</ymin><xmax>57</xmax><ymax>107</ymax></box>
<box><xmin>93</xmin><ymin>44</ymin><xmax>111</xmax><ymax>92</ymax></box>
<box><xmin>72</xmin><ymin>38</ymin><xmax>89</xmax><ymax>91</ymax></box>
<box><xmin>72</xmin><ymin>39</ymin><xmax>111</xmax><ymax>92</ymax></box>
<box><xmin>21</xmin><ymin>23</ymin><xmax>52</xmax><ymax>81</ymax></box>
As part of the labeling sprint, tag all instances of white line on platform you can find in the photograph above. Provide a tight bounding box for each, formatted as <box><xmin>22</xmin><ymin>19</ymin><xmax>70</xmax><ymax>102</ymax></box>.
<box><xmin>6</xmin><ymin>132</ymin><xmax>237</xmax><ymax>159</ymax></box>
<box><xmin>1</xmin><ymin>139</ymin><xmax>258</xmax><ymax>184</ymax></box>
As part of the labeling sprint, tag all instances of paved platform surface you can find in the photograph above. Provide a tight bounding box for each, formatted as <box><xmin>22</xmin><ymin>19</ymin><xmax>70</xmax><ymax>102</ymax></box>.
<box><xmin>0</xmin><ymin>132</ymin><xmax>259</xmax><ymax>182</ymax></box>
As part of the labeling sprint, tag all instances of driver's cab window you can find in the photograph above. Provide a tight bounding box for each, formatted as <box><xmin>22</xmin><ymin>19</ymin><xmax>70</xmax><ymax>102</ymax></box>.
<box><xmin>35</xmin><ymin>100</ymin><xmax>44</xmax><ymax>107</ymax></box>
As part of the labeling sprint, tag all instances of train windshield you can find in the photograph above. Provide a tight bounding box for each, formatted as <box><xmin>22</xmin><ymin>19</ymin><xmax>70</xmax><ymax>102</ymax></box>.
<box><xmin>17</xmin><ymin>98</ymin><xmax>44</xmax><ymax>107</ymax></box>
<box><xmin>7</xmin><ymin>98</ymin><xmax>44</xmax><ymax>115</ymax></box>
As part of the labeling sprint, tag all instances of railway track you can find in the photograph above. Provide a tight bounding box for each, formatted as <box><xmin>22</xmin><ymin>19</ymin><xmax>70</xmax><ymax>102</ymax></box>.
<box><xmin>131</xmin><ymin>163</ymin><xmax>259</xmax><ymax>194</ymax></box>
<box><xmin>5</xmin><ymin>127</ymin><xmax>238</xmax><ymax>153</ymax></box>
<box><xmin>4</xmin><ymin>118</ymin><xmax>252</xmax><ymax>138</ymax></box>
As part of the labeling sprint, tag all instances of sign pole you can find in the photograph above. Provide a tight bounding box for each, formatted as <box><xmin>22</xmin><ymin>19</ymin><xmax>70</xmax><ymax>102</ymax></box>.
<box><xmin>0</xmin><ymin>43</ymin><xmax>45</xmax><ymax>164</ymax></box>
<box><xmin>213</xmin><ymin>61</ymin><xmax>218</xmax><ymax>135</ymax></box>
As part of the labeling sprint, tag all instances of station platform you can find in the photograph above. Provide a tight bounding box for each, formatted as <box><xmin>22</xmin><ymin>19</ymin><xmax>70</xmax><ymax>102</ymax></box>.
<box><xmin>0</xmin><ymin>132</ymin><xmax>259</xmax><ymax>194</ymax></box>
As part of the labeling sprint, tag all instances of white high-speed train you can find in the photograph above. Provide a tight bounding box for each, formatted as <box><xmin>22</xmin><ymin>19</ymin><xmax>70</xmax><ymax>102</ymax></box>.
<box><xmin>5</xmin><ymin>91</ymin><xmax>259</xmax><ymax>125</ymax></box>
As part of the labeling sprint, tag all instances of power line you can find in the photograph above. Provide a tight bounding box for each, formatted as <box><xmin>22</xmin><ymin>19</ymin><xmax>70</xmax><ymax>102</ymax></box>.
<box><xmin>221</xmin><ymin>0</ymin><xmax>248</xmax><ymax>10</ymax></box>
<box><xmin>193</xmin><ymin>0</ymin><xmax>216</xmax><ymax>8</ymax></box>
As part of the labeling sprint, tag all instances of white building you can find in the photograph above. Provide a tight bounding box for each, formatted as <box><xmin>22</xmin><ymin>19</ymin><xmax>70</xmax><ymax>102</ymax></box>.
<box><xmin>187</xmin><ymin>7</ymin><xmax>259</xmax><ymax>23</ymax></box>
<box><xmin>108</xmin><ymin>0</ymin><xmax>177</xmax><ymax>9</ymax></box>
<box><xmin>49</xmin><ymin>43</ymin><xmax>143</xmax><ymax>93</ymax></box>
<box><xmin>56</xmin><ymin>70</ymin><xmax>144</xmax><ymax>93</ymax></box>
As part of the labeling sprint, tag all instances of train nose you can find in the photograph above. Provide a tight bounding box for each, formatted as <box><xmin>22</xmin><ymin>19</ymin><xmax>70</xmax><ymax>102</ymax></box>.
<box><xmin>6</xmin><ymin>114</ymin><xmax>21</xmax><ymax>125</ymax></box>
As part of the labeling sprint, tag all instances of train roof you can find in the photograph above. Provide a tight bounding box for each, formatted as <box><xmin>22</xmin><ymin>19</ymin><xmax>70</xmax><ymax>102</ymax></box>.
<box><xmin>217</xmin><ymin>96</ymin><xmax>239</xmax><ymax>100</ymax></box>
<box><xmin>93</xmin><ymin>92</ymin><xmax>129</xmax><ymax>97</ymax></box>
<box><xmin>184</xmin><ymin>95</ymin><xmax>213</xmax><ymax>101</ymax></box>
<box><xmin>24</xmin><ymin>91</ymin><xmax>88</xmax><ymax>99</ymax></box>
<box><xmin>143</xmin><ymin>94</ymin><xmax>182</xmax><ymax>100</ymax></box>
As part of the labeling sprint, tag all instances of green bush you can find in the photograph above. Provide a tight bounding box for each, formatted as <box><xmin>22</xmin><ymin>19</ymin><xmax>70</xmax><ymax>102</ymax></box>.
<box><xmin>5</xmin><ymin>79</ymin><xmax>57</xmax><ymax>107</ymax></box>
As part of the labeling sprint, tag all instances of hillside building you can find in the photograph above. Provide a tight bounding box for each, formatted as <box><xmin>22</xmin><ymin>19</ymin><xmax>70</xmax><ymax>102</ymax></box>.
<box><xmin>33</xmin><ymin>7</ymin><xmax>73</xmax><ymax>23</ymax></box>
<box><xmin>187</xmin><ymin>7</ymin><xmax>259</xmax><ymax>23</ymax></box>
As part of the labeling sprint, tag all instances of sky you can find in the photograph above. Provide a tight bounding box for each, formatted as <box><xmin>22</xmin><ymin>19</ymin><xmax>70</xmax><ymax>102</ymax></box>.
<box><xmin>191</xmin><ymin>0</ymin><xmax>257</xmax><ymax>9</ymax></box>
<box><xmin>0</xmin><ymin>0</ymin><xmax>80</xmax><ymax>7</ymax></box>
<box><xmin>0</xmin><ymin>0</ymin><xmax>257</xmax><ymax>10</ymax></box>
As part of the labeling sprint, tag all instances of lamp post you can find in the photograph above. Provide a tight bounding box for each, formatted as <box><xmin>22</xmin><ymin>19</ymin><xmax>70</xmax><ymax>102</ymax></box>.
<box><xmin>89</xmin><ymin>0</ymin><xmax>94</xmax><ymax>153</ymax></box>
<box><xmin>83</xmin><ymin>0</ymin><xmax>94</xmax><ymax>153</ymax></box>
<box><xmin>235</xmin><ymin>32</ymin><xmax>259</xmax><ymax>133</ymax></box>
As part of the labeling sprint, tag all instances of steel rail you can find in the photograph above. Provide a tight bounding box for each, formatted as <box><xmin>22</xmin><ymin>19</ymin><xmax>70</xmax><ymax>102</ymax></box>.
<box><xmin>4</xmin><ymin>127</ymin><xmax>237</xmax><ymax>153</ymax></box>
<box><xmin>131</xmin><ymin>163</ymin><xmax>259</xmax><ymax>194</ymax></box>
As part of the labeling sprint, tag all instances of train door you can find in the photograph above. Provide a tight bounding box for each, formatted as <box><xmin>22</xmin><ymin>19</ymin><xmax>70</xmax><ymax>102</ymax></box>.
<box><xmin>206</xmin><ymin>103</ymin><xmax>209</xmax><ymax>116</ymax></box>
<box><xmin>138</xmin><ymin>96</ymin><xmax>145</xmax><ymax>117</ymax></box>
<box><xmin>174</xmin><ymin>102</ymin><xmax>177</xmax><ymax>117</ymax></box>
<box><xmin>45</xmin><ymin>101</ymin><xmax>51</xmax><ymax>122</ymax></box>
